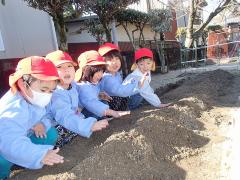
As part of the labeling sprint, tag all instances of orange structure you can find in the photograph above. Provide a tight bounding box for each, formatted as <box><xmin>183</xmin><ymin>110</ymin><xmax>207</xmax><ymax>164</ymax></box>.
<box><xmin>207</xmin><ymin>31</ymin><xmax>228</xmax><ymax>59</ymax></box>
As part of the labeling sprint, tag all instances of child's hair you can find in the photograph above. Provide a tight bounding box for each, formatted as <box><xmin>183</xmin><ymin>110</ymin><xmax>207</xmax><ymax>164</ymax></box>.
<box><xmin>136</xmin><ymin>57</ymin><xmax>153</xmax><ymax>64</ymax></box>
<box><xmin>15</xmin><ymin>74</ymin><xmax>37</xmax><ymax>91</ymax></box>
<box><xmin>81</xmin><ymin>65</ymin><xmax>106</xmax><ymax>82</ymax></box>
<box><xmin>103</xmin><ymin>50</ymin><xmax>122</xmax><ymax>61</ymax></box>
<box><xmin>22</xmin><ymin>74</ymin><xmax>37</xmax><ymax>86</ymax></box>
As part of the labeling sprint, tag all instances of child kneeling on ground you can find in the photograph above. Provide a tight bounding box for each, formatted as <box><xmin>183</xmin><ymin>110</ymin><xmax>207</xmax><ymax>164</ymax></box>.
<box><xmin>124</xmin><ymin>48</ymin><xmax>171</xmax><ymax>109</ymax></box>
<box><xmin>45</xmin><ymin>50</ymin><xmax>109</xmax><ymax>147</ymax></box>
<box><xmin>75</xmin><ymin>50</ymin><xmax>130</xmax><ymax>120</ymax></box>
<box><xmin>98</xmin><ymin>43</ymin><xmax>140</xmax><ymax>111</ymax></box>
<box><xmin>0</xmin><ymin>56</ymin><xmax>64</xmax><ymax>179</ymax></box>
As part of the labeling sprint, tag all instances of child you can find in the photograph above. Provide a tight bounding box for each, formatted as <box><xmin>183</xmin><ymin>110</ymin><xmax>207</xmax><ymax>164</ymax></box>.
<box><xmin>45</xmin><ymin>50</ymin><xmax>108</xmax><ymax>147</ymax></box>
<box><xmin>0</xmin><ymin>56</ymin><xmax>64</xmax><ymax>179</ymax></box>
<box><xmin>124</xmin><ymin>48</ymin><xmax>171</xmax><ymax>109</ymax></box>
<box><xmin>75</xmin><ymin>50</ymin><xmax>130</xmax><ymax>120</ymax></box>
<box><xmin>98</xmin><ymin>43</ymin><xmax>140</xmax><ymax>111</ymax></box>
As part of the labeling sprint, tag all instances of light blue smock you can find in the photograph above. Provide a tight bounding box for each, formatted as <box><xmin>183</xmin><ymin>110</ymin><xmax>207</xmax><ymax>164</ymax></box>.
<box><xmin>77</xmin><ymin>81</ymin><xmax>109</xmax><ymax>117</ymax></box>
<box><xmin>0</xmin><ymin>90</ymin><xmax>53</xmax><ymax>169</ymax></box>
<box><xmin>47</xmin><ymin>82</ymin><xmax>97</xmax><ymax>138</ymax></box>
<box><xmin>99</xmin><ymin>72</ymin><xmax>139</xmax><ymax>97</ymax></box>
<box><xmin>124</xmin><ymin>68</ymin><xmax>161</xmax><ymax>107</ymax></box>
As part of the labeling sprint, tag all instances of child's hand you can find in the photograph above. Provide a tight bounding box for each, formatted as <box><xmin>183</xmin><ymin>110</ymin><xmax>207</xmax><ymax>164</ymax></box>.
<box><xmin>117</xmin><ymin>110</ymin><xmax>131</xmax><ymax>117</ymax></box>
<box><xmin>76</xmin><ymin>107</ymin><xmax>83</xmax><ymax>114</ymax></box>
<box><xmin>99</xmin><ymin>92</ymin><xmax>113</xmax><ymax>102</ymax></box>
<box><xmin>31</xmin><ymin>123</ymin><xmax>46</xmax><ymax>138</ymax></box>
<box><xmin>107</xmin><ymin>110</ymin><xmax>130</xmax><ymax>118</ymax></box>
<box><xmin>41</xmin><ymin>148</ymin><xmax>64</xmax><ymax>166</ymax></box>
<box><xmin>91</xmin><ymin>120</ymin><xmax>109</xmax><ymax>132</ymax></box>
<box><xmin>159</xmin><ymin>103</ymin><xmax>172</xmax><ymax>108</ymax></box>
<box><xmin>138</xmin><ymin>72</ymin><xmax>149</xmax><ymax>88</ymax></box>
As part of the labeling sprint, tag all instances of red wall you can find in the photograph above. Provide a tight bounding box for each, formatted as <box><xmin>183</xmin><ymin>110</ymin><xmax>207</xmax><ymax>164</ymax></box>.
<box><xmin>207</xmin><ymin>31</ymin><xmax>228</xmax><ymax>59</ymax></box>
<box><xmin>164</xmin><ymin>11</ymin><xmax>177</xmax><ymax>41</ymax></box>
<box><xmin>0</xmin><ymin>58</ymin><xmax>20</xmax><ymax>96</ymax></box>
<box><xmin>68</xmin><ymin>42</ymin><xmax>99</xmax><ymax>61</ymax></box>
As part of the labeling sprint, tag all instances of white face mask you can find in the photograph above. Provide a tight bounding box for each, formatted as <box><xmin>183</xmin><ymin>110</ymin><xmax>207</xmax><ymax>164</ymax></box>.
<box><xmin>27</xmin><ymin>88</ymin><xmax>52</xmax><ymax>108</ymax></box>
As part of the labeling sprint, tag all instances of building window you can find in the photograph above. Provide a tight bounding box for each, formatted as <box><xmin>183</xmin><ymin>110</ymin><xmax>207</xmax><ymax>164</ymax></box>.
<box><xmin>0</xmin><ymin>30</ymin><xmax>5</xmax><ymax>51</ymax></box>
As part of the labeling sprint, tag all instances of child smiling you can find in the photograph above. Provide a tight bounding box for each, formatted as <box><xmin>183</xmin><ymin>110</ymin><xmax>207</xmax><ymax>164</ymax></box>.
<box><xmin>75</xmin><ymin>50</ymin><xmax>130</xmax><ymax>120</ymax></box>
<box><xmin>46</xmin><ymin>50</ymin><xmax>108</xmax><ymax>147</ymax></box>
<box><xmin>98</xmin><ymin>43</ymin><xmax>139</xmax><ymax>111</ymax></box>
<box><xmin>124</xmin><ymin>48</ymin><xmax>171</xmax><ymax>109</ymax></box>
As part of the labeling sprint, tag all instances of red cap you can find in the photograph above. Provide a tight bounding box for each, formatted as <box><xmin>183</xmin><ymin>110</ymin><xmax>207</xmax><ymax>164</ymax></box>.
<box><xmin>98</xmin><ymin>43</ymin><xmax>119</xmax><ymax>56</ymax></box>
<box><xmin>46</xmin><ymin>50</ymin><xmax>77</xmax><ymax>66</ymax></box>
<box><xmin>134</xmin><ymin>48</ymin><xmax>153</xmax><ymax>62</ymax></box>
<box><xmin>75</xmin><ymin>50</ymin><xmax>106</xmax><ymax>81</ymax></box>
<box><xmin>9</xmin><ymin>56</ymin><xmax>59</xmax><ymax>88</ymax></box>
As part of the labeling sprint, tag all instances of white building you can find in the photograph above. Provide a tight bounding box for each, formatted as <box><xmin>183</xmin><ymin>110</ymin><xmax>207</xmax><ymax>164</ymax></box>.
<box><xmin>0</xmin><ymin>0</ymin><xmax>57</xmax><ymax>60</ymax></box>
<box><xmin>0</xmin><ymin>0</ymin><xmax>57</xmax><ymax>95</ymax></box>
<box><xmin>66</xmin><ymin>0</ymin><xmax>177</xmax><ymax>55</ymax></box>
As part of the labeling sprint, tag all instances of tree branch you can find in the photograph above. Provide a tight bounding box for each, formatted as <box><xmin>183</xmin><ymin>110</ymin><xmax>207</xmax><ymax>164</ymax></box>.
<box><xmin>194</xmin><ymin>0</ymin><xmax>232</xmax><ymax>35</ymax></box>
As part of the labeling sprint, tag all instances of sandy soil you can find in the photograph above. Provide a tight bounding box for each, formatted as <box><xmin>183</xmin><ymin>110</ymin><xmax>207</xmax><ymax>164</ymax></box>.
<box><xmin>10</xmin><ymin>69</ymin><xmax>240</xmax><ymax>180</ymax></box>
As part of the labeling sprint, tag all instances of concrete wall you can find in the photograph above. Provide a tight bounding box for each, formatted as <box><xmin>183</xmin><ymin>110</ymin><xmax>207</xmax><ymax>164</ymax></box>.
<box><xmin>66</xmin><ymin>22</ymin><xmax>160</xmax><ymax>43</ymax></box>
<box><xmin>67</xmin><ymin>21</ymin><xmax>177</xmax><ymax>44</ymax></box>
<box><xmin>0</xmin><ymin>0</ymin><xmax>57</xmax><ymax>60</ymax></box>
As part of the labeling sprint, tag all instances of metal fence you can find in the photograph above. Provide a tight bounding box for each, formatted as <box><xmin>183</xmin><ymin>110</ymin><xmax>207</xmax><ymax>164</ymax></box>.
<box><xmin>180</xmin><ymin>41</ymin><xmax>240</xmax><ymax>69</ymax></box>
<box><xmin>120</xmin><ymin>40</ymin><xmax>240</xmax><ymax>76</ymax></box>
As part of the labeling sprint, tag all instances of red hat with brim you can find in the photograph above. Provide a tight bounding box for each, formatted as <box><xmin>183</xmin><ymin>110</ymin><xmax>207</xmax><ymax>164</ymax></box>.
<box><xmin>46</xmin><ymin>50</ymin><xmax>77</xmax><ymax>67</ymax></box>
<box><xmin>134</xmin><ymin>48</ymin><xmax>153</xmax><ymax>62</ymax></box>
<box><xmin>9</xmin><ymin>56</ymin><xmax>59</xmax><ymax>90</ymax></box>
<box><xmin>98</xmin><ymin>43</ymin><xmax>119</xmax><ymax>56</ymax></box>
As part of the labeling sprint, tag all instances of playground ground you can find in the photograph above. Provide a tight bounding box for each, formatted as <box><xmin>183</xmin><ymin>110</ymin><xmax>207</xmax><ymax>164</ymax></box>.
<box><xmin>10</xmin><ymin>64</ymin><xmax>240</xmax><ymax>180</ymax></box>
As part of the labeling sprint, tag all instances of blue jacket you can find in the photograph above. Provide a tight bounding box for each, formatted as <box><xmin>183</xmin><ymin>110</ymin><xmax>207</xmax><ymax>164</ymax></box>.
<box><xmin>46</xmin><ymin>82</ymin><xmax>97</xmax><ymax>138</ymax></box>
<box><xmin>100</xmin><ymin>72</ymin><xmax>139</xmax><ymax>97</ymax></box>
<box><xmin>77</xmin><ymin>81</ymin><xmax>109</xmax><ymax>117</ymax></box>
<box><xmin>124</xmin><ymin>68</ymin><xmax>161</xmax><ymax>107</ymax></box>
<box><xmin>0</xmin><ymin>90</ymin><xmax>53</xmax><ymax>169</ymax></box>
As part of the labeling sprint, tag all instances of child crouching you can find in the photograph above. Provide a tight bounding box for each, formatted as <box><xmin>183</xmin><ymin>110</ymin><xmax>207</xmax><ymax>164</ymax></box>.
<box><xmin>75</xmin><ymin>50</ymin><xmax>130</xmax><ymax>120</ymax></box>
<box><xmin>124</xmin><ymin>48</ymin><xmax>171</xmax><ymax>109</ymax></box>
<box><xmin>0</xmin><ymin>56</ymin><xmax>63</xmax><ymax>179</ymax></box>
<box><xmin>46</xmin><ymin>50</ymin><xmax>108</xmax><ymax>147</ymax></box>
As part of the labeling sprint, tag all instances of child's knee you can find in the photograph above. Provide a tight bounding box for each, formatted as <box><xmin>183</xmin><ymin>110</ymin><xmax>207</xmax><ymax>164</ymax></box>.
<box><xmin>46</xmin><ymin>127</ymin><xmax>58</xmax><ymax>145</ymax></box>
<box><xmin>0</xmin><ymin>156</ymin><xmax>12</xmax><ymax>179</ymax></box>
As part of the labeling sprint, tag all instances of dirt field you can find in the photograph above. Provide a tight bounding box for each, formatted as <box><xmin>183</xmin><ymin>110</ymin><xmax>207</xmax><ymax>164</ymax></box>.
<box><xmin>11</xmin><ymin>69</ymin><xmax>240</xmax><ymax>180</ymax></box>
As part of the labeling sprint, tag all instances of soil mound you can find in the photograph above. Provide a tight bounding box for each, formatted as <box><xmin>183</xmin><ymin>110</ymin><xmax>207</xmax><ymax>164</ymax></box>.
<box><xmin>159</xmin><ymin>69</ymin><xmax>234</xmax><ymax>107</ymax></box>
<box><xmin>12</xmin><ymin>69</ymin><xmax>235</xmax><ymax>179</ymax></box>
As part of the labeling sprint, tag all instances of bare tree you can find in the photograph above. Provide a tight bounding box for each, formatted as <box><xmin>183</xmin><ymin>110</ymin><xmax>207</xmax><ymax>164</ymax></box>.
<box><xmin>186</xmin><ymin>0</ymin><xmax>233</xmax><ymax>47</ymax></box>
<box><xmin>167</xmin><ymin>0</ymin><xmax>233</xmax><ymax>47</ymax></box>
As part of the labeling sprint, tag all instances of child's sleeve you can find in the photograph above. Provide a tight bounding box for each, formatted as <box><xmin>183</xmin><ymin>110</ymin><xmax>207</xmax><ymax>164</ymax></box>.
<box><xmin>139</xmin><ymin>82</ymin><xmax>161</xmax><ymax>107</ymax></box>
<box><xmin>50</xmin><ymin>92</ymin><xmax>97</xmax><ymax>138</ymax></box>
<box><xmin>0</xmin><ymin>103</ymin><xmax>53</xmax><ymax>169</ymax></box>
<box><xmin>39</xmin><ymin>105</ymin><xmax>53</xmax><ymax>131</ymax></box>
<box><xmin>102</xmin><ymin>74</ymin><xmax>139</xmax><ymax>97</ymax></box>
<box><xmin>77</xmin><ymin>84</ymin><xmax>109</xmax><ymax>117</ymax></box>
